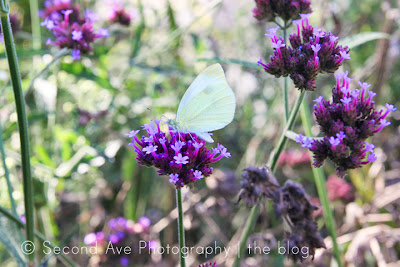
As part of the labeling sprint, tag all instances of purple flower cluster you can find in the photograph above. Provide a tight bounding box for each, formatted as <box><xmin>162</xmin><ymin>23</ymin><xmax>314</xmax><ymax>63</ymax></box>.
<box><xmin>107</xmin><ymin>0</ymin><xmax>132</xmax><ymax>26</ymax></box>
<box><xmin>238</xmin><ymin>166</ymin><xmax>325</xmax><ymax>261</ymax></box>
<box><xmin>296</xmin><ymin>72</ymin><xmax>396</xmax><ymax>176</ymax></box>
<box><xmin>253</xmin><ymin>0</ymin><xmax>312</xmax><ymax>22</ymax></box>
<box><xmin>258</xmin><ymin>14</ymin><xmax>350</xmax><ymax>91</ymax></box>
<box><xmin>127</xmin><ymin>120</ymin><xmax>231</xmax><ymax>189</ymax></box>
<box><xmin>40</xmin><ymin>0</ymin><xmax>108</xmax><ymax>60</ymax></box>
<box><xmin>84</xmin><ymin>216</ymin><xmax>157</xmax><ymax>266</ymax></box>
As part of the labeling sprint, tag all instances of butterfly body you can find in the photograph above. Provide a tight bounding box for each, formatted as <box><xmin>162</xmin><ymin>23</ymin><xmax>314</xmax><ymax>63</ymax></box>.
<box><xmin>169</xmin><ymin>64</ymin><xmax>236</xmax><ymax>143</ymax></box>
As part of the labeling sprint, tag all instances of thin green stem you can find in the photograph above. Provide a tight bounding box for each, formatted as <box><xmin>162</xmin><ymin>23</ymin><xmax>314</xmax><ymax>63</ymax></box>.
<box><xmin>282</xmin><ymin>21</ymin><xmax>289</xmax><ymax>122</ymax></box>
<box><xmin>1</xmin><ymin>13</ymin><xmax>35</xmax><ymax>263</ymax></box>
<box><xmin>0</xmin><ymin>206</ymin><xmax>77</xmax><ymax>267</ymax></box>
<box><xmin>269</xmin><ymin>91</ymin><xmax>306</xmax><ymax>172</ymax></box>
<box><xmin>300</xmin><ymin>99</ymin><xmax>343</xmax><ymax>266</ymax></box>
<box><xmin>176</xmin><ymin>189</ymin><xmax>186</xmax><ymax>267</ymax></box>
<box><xmin>233</xmin><ymin>91</ymin><xmax>306</xmax><ymax>266</ymax></box>
<box><xmin>233</xmin><ymin>205</ymin><xmax>259</xmax><ymax>267</ymax></box>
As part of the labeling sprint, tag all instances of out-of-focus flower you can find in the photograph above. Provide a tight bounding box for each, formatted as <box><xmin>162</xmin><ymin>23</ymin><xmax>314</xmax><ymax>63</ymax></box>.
<box><xmin>85</xmin><ymin>216</ymin><xmax>157</xmax><ymax>266</ymax></box>
<box><xmin>238</xmin><ymin>166</ymin><xmax>325</xmax><ymax>261</ymax></box>
<box><xmin>40</xmin><ymin>0</ymin><xmax>83</xmax><ymax>25</ymax></box>
<box><xmin>107</xmin><ymin>0</ymin><xmax>132</xmax><ymax>26</ymax></box>
<box><xmin>127</xmin><ymin>120</ymin><xmax>231</xmax><ymax>189</ymax></box>
<box><xmin>296</xmin><ymin>72</ymin><xmax>396</xmax><ymax>176</ymax></box>
<box><xmin>253</xmin><ymin>0</ymin><xmax>312</xmax><ymax>22</ymax></box>
<box><xmin>0</xmin><ymin>14</ymin><xmax>21</xmax><ymax>41</ymax></box>
<box><xmin>84</xmin><ymin>232</ymin><xmax>105</xmax><ymax>245</ymax></box>
<box><xmin>41</xmin><ymin>0</ymin><xmax>108</xmax><ymax>60</ymax></box>
<box><xmin>275</xmin><ymin>181</ymin><xmax>326</xmax><ymax>261</ymax></box>
<box><xmin>77</xmin><ymin>108</ymin><xmax>108</xmax><ymax>126</ymax></box>
<box><xmin>258</xmin><ymin>14</ymin><xmax>350</xmax><ymax>91</ymax></box>
<box><xmin>326</xmin><ymin>175</ymin><xmax>354</xmax><ymax>201</ymax></box>
<box><xmin>238</xmin><ymin>166</ymin><xmax>280</xmax><ymax>206</ymax></box>
<box><xmin>278</xmin><ymin>149</ymin><xmax>311</xmax><ymax>167</ymax></box>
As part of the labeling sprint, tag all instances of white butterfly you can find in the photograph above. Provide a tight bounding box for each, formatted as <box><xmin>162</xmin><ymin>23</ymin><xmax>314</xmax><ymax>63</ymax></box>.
<box><xmin>169</xmin><ymin>64</ymin><xmax>236</xmax><ymax>143</ymax></box>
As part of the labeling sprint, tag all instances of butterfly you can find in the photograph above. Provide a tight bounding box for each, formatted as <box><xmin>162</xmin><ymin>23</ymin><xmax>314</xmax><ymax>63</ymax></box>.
<box><xmin>168</xmin><ymin>63</ymin><xmax>236</xmax><ymax>143</ymax></box>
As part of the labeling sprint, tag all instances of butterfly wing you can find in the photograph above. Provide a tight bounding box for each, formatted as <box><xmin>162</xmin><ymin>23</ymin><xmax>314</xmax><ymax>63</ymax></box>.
<box><xmin>176</xmin><ymin>64</ymin><xmax>236</xmax><ymax>142</ymax></box>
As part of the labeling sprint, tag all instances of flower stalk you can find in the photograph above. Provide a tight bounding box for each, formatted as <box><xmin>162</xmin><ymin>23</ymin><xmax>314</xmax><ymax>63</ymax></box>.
<box><xmin>176</xmin><ymin>189</ymin><xmax>186</xmax><ymax>267</ymax></box>
<box><xmin>233</xmin><ymin>91</ymin><xmax>305</xmax><ymax>266</ymax></box>
<box><xmin>282</xmin><ymin>21</ymin><xmax>289</xmax><ymax>122</ymax></box>
<box><xmin>0</xmin><ymin>10</ymin><xmax>35</xmax><ymax>263</ymax></box>
<box><xmin>300</xmin><ymin>98</ymin><xmax>343</xmax><ymax>267</ymax></box>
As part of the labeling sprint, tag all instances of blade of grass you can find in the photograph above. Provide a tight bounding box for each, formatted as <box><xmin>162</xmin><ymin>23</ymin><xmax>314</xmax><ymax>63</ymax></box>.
<box><xmin>29</xmin><ymin>0</ymin><xmax>42</xmax><ymax>50</ymax></box>
<box><xmin>300</xmin><ymin>98</ymin><xmax>342</xmax><ymax>267</ymax></box>
<box><xmin>1</xmin><ymin>12</ymin><xmax>35</xmax><ymax>263</ymax></box>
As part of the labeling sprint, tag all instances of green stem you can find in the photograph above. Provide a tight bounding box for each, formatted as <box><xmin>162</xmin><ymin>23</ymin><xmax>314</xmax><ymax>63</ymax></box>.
<box><xmin>269</xmin><ymin>91</ymin><xmax>305</xmax><ymax>172</ymax></box>
<box><xmin>0</xmin><ymin>206</ymin><xmax>76</xmax><ymax>267</ymax></box>
<box><xmin>176</xmin><ymin>189</ymin><xmax>186</xmax><ymax>267</ymax></box>
<box><xmin>282</xmin><ymin>21</ymin><xmax>289</xmax><ymax>122</ymax></box>
<box><xmin>233</xmin><ymin>91</ymin><xmax>306</xmax><ymax>266</ymax></box>
<box><xmin>0</xmin><ymin>14</ymin><xmax>35</xmax><ymax>263</ymax></box>
<box><xmin>233</xmin><ymin>205</ymin><xmax>259</xmax><ymax>267</ymax></box>
<box><xmin>300</xmin><ymin>99</ymin><xmax>343</xmax><ymax>266</ymax></box>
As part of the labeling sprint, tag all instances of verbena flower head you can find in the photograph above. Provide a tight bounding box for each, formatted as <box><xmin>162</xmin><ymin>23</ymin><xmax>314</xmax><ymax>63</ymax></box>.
<box><xmin>253</xmin><ymin>0</ymin><xmax>312</xmax><ymax>22</ymax></box>
<box><xmin>41</xmin><ymin>0</ymin><xmax>108</xmax><ymax>60</ymax></box>
<box><xmin>127</xmin><ymin>120</ymin><xmax>231</xmax><ymax>189</ymax></box>
<box><xmin>107</xmin><ymin>0</ymin><xmax>132</xmax><ymax>26</ymax></box>
<box><xmin>258</xmin><ymin>14</ymin><xmax>350</xmax><ymax>91</ymax></box>
<box><xmin>40</xmin><ymin>0</ymin><xmax>83</xmax><ymax>25</ymax></box>
<box><xmin>277</xmin><ymin>182</ymin><xmax>326</xmax><ymax>262</ymax></box>
<box><xmin>238</xmin><ymin>166</ymin><xmax>280</xmax><ymax>206</ymax></box>
<box><xmin>238</xmin><ymin>166</ymin><xmax>325</xmax><ymax>261</ymax></box>
<box><xmin>296</xmin><ymin>72</ymin><xmax>396</xmax><ymax>176</ymax></box>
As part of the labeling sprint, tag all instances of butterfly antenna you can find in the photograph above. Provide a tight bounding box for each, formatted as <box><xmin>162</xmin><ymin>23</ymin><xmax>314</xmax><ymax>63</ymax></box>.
<box><xmin>188</xmin><ymin>132</ymin><xmax>195</xmax><ymax>142</ymax></box>
<box><xmin>147</xmin><ymin>108</ymin><xmax>169</xmax><ymax>124</ymax></box>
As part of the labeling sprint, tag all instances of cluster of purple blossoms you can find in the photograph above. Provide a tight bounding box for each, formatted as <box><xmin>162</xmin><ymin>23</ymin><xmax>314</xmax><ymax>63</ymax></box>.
<box><xmin>40</xmin><ymin>0</ymin><xmax>108</xmax><ymax>60</ymax></box>
<box><xmin>0</xmin><ymin>14</ymin><xmax>20</xmax><ymax>42</ymax></box>
<box><xmin>127</xmin><ymin>120</ymin><xmax>231</xmax><ymax>189</ymax></box>
<box><xmin>258</xmin><ymin>13</ymin><xmax>350</xmax><ymax>91</ymax></box>
<box><xmin>238</xmin><ymin>166</ymin><xmax>325</xmax><ymax>261</ymax></box>
<box><xmin>107</xmin><ymin>0</ymin><xmax>133</xmax><ymax>26</ymax></box>
<box><xmin>253</xmin><ymin>0</ymin><xmax>312</xmax><ymax>22</ymax></box>
<box><xmin>296</xmin><ymin>72</ymin><xmax>396</xmax><ymax>176</ymax></box>
<box><xmin>84</xmin><ymin>216</ymin><xmax>157</xmax><ymax>266</ymax></box>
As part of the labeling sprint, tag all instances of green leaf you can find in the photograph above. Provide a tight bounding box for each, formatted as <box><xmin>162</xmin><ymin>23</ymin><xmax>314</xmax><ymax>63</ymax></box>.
<box><xmin>339</xmin><ymin>32</ymin><xmax>390</xmax><ymax>49</ymax></box>
<box><xmin>197</xmin><ymin>57</ymin><xmax>261</xmax><ymax>69</ymax></box>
